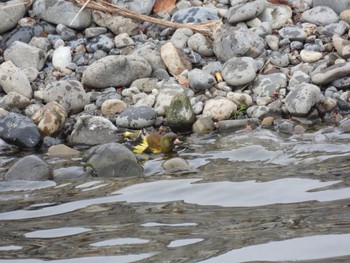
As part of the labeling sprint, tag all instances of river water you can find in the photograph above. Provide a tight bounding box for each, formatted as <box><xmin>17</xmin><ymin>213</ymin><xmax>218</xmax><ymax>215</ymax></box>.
<box><xmin>0</xmin><ymin>127</ymin><xmax>350</xmax><ymax>262</ymax></box>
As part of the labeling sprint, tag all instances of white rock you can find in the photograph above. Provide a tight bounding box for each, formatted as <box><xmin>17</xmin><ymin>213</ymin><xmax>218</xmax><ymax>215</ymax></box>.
<box><xmin>52</xmin><ymin>46</ymin><xmax>72</xmax><ymax>74</ymax></box>
<box><xmin>203</xmin><ymin>97</ymin><xmax>237</xmax><ymax>121</ymax></box>
<box><xmin>300</xmin><ymin>50</ymin><xmax>323</xmax><ymax>63</ymax></box>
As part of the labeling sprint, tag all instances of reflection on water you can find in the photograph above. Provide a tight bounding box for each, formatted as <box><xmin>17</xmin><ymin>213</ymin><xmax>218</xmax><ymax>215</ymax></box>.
<box><xmin>1</xmin><ymin>129</ymin><xmax>350</xmax><ymax>262</ymax></box>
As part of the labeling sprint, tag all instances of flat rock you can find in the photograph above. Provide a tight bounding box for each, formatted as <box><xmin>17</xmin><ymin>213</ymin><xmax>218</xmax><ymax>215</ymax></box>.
<box><xmin>0</xmin><ymin>0</ymin><xmax>26</xmax><ymax>34</ymax></box>
<box><xmin>311</xmin><ymin>62</ymin><xmax>350</xmax><ymax>85</ymax></box>
<box><xmin>259</xmin><ymin>3</ymin><xmax>292</xmax><ymax>29</ymax></box>
<box><xmin>203</xmin><ymin>97</ymin><xmax>237</xmax><ymax>121</ymax></box>
<box><xmin>225</xmin><ymin>0</ymin><xmax>266</xmax><ymax>24</ymax></box>
<box><xmin>82</xmin><ymin>55</ymin><xmax>152</xmax><ymax>88</ymax></box>
<box><xmin>160</xmin><ymin>42</ymin><xmax>192</xmax><ymax>76</ymax></box>
<box><xmin>112</xmin><ymin>0</ymin><xmax>155</xmax><ymax>15</ymax></box>
<box><xmin>278</xmin><ymin>27</ymin><xmax>307</xmax><ymax>42</ymax></box>
<box><xmin>313</xmin><ymin>0</ymin><xmax>350</xmax><ymax>15</ymax></box>
<box><xmin>116</xmin><ymin>106</ymin><xmax>156</xmax><ymax>128</ymax></box>
<box><xmin>171</xmin><ymin>7</ymin><xmax>219</xmax><ymax>23</ymax></box>
<box><xmin>32</xmin><ymin>0</ymin><xmax>92</xmax><ymax>29</ymax></box>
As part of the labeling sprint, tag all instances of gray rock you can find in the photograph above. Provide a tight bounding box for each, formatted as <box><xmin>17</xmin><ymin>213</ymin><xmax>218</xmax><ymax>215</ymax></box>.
<box><xmin>221</xmin><ymin>57</ymin><xmax>258</xmax><ymax>86</ymax></box>
<box><xmin>170</xmin><ymin>28</ymin><xmax>193</xmax><ymax>49</ymax></box>
<box><xmin>311</xmin><ymin>62</ymin><xmax>350</xmax><ymax>85</ymax></box>
<box><xmin>213</xmin><ymin>27</ymin><xmax>265</xmax><ymax>61</ymax></box>
<box><xmin>82</xmin><ymin>55</ymin><xmax>152</xmax><ymax>89</ymax></box>
<box><xmin>114</xmin><ymin>32</ymin><xmax>134</xmax><ymax>48</ymax></box>
<box><xmin>56</xmin><ymin>24</ymin><xmax>77</xmax><ymax>41</ymax></box>
<box><xmin>332</xmin><ymin>76</ymin><xmax>350</xmax><ymax>89</ymax></box>
<box><xmin>106</xmin><ymin>16</ymin><xmax>139</xmax><ymax>36</ymax></box>
<box><xmin>112</xmin><ymin>0</ymin><xmax>155</xmax><ymax>15</ymax></box>
<box><xmin>320</xmin><ymin>21</ymin><xmax>348</xmax><ymax>37</ymax></box>
<box><xmin>188</xmin><ymin>69</ymin><xmax>216</xmax><ymax>90</ymax></box>
<box><xmin>86</xmin><ymin>35</ymin><xmax>115</xmax><ymax>53</ymax></box>
<box><xmin>285</xmin><ymin>83</ymin><xmax>321</xmax><ymax>116</ymax></box>
<box><xmin>0</xmin><ymin>26</ymin><xmax>34</xmax><ymax>51</ymax></box>
<box><xmin>251</xmin><ymin>73</ymin><xmax>288</xmax><ymax>97</ymax></box>
<box><xmin>70</xmin><ymin>115</ymin><xmax>118</xmax><ymax>146</ymax></box>
<box><xmin>84</xmin><ymin>143</ymin><xmax>143</xmax><ymax>178</ymax></box>
<box><xmin>225</xmin><ymin>0</ymin><xmax>266</xmax><ymax>24</ymax></box>
<box><xmin>43</xmin><ymin>80</ymin><xmax>90</xmax><ymax>113</ymax></box>
<box><xmin>116</xmin><ymin>106</ymin><xmax>156</xmax><ymax>128</ymax></box>
<box><xmin>5</xmin><ymin>155</ymin><xmax>51</xmax><ymax>181</ymax></box>
<box><xmin>301</xmin><ymin>6</ymin><xmax>339</xmax><ymax>26</ymax></box>
<box><xmin>0</xmin><ymin>112</ymin><xmax>41</xmax><ymax>148</ymax></box>
<box><xmin>187</xmin><ymin>33</ymin><xmax>214</xmax><ymax>57</ymax></box>
<box><xmin>171</xmin><ymin>7</ymin><xmax>219</xmax><ymax>23</ymax></box>
<box><xmin>166</xmin><ymin>93</ymin><xmax>196</xmax><ymax>133</ymax></box>
<box><xmin>32</xmin><ymin>0</ymin><xmax>92</xmax><ymax>29</ymax></box>
<box><xmin>278</xmin><ymin>27</ymin><xmax>307</xmax><ymax>42</ymax></box>
<box><xmin>203</xmin><ymin>97</ymin><xmax>237</xmax><ymax>121</ymax></box>
<box><xmin>1</xmin><ymin>91</ymin><xmax>30</xmax><ymax>110</ymax></box>
<box><xmin>131</xmin><ymin>48</ymin><xmax>166</xmax><ymax>71</ymax></box>
<box><xmin>85</xmin><ymin>27</ymin><xmax>108</xmax><ymax>39</ymax></box>
<box><xmin>154</xmin><ymin>87</ymin><xmax>184</xmax><ymax>116</ymax></box>
<box><xmin>269</xmin><ymin>51</ymin><xmax>290</xmax><ymax>67</ymax></box>
<box><xmin>202</xmin><ymin>61</ymin><xmax>222</xmax><ymax>75</ymax></box>
<box><xmin>0</xmin><ymin>0</ymin><xmax>26</xmax><ymax>34</ymax></box>
<box><xmin>192</xmin><ymin>116</ymin><xmax>215</xmax><ymax>133</ymax></box>
<box><xmin>313</xmin><ymin>0</ymin><xmax>350</xmax><ymax>14</ymax></box>
<box><xmin>130</xmin><ymin>78</ymin><xmax>157</xmax><ymax>93</ymax></box>
<box><xmin>259</xmin><ymin>3</ymin><xmax>292</xmax><ymax>29</ymax></box>
<box><xmin>289</xmin><ymin>70</ymin><xmax>311</xmax><ymax>89</ymax></box>
<box><xmin>247</xmin><ymin>105</ymin><xmax>278</xmax><ymax>119</ymax></box>
<box><xmin>276</xmin><ymin>120</ymin><xmax>295</xmax><ymax>135</ymax></box>
<box><xmin>0</xmin><ymin>61</ymin><xmax>32</xmax><ymax>99</ymax></box>
<box><xmin>162</xmin><ymin>157</ymin><xmax>190</xmax><ymax>171</ymax></box>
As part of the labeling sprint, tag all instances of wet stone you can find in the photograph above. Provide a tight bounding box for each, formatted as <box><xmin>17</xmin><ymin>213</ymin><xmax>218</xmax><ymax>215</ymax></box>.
<box><xmin>116</xmin><ymin>106</ymin><xmax>156</xmax><ymax>129</ymax></box>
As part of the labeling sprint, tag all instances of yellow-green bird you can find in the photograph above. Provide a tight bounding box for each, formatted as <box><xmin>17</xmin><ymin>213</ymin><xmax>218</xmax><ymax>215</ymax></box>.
<box><xmin>123</xmin><ymin>131</ymin><xmax>181</xmax><ymax>154</ymax></box>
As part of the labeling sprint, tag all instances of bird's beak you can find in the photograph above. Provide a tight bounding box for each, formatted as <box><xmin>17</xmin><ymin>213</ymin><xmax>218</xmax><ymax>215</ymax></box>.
<box><xmin>174</xmin><ymin>138</ymin><xmax>182</xmax><ymax>145</ymax></box>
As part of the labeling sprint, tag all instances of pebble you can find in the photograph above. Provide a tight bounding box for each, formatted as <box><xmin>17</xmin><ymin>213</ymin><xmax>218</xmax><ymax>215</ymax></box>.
<box><xmin>160</xmin><ymin>42</ymin><xmax>192</xmax><ymax>76</ymax></box>
<box><xmin>301</xmin><ymin>6</ymin><xmax>339</xmax><ymax>26</ymax></box>
<box><xmin>187</xmin><ymin>33</ymin><xmax>214</xmax><ymax>57</ymax></box>
<box><xmin>101</xmin><ymin>99</ymin><xmax>127</xmax><ymax>116</ymax></box>
<box><xmin>82</xmin><ymin>55</ymin><xmax>152</xmax><ymax>88</ymax></box>
<box><xmin>188</xmin><ymin>69</ymin><xmax>216</xmax><ymax>90</ymax></box>
<box><xmin>278</xmin><ymin>27</ymin><xmax>307</xmax><ymax>42</ymax></box>
<box><xmin>221</xmin><ymin>57</ymin><xmax>258</xmax><ymax>86</ymax></box>
<box><xmin>225</xmin><ymin>0</ymin><xmax>266</xmax><ymax>24</ymax></box>
<box><xmin>251</xmin><ymin>73</ymin><xmax>288</xmax><ymax>97</ymax></box>
<box><xmin>47</xmin><ymin>144</ymin><xmax>80</xmax><ymax>158</ymax></box>
<box><xmin>116</xmin><ymin>106</ymin><xmax>157</xmax><ymax>128</ymax></box>
<box><xmin>162</xmin><ymin>157</ymin><xmax>190</xmax><ymax>171</ymax></box>
<box><xmin>300</xmin><ymin>50</ymin><xmax>323</xmax><ymax>63</ymax></box>
<box><xmin>314</xmin><ymin>0</ymin><xmax>350</xmax><ymax>15</ymax></box>
<box><xmin>259</xmin><ymin>3</ymin><xmax>292</xmax><ymax>30</ymax></box>
<box><xmin>311</xmin><ymin>62</ymin><xmax>350</xmax><ymax>85</ymax></box>
<box><xmin>171</xmin><ymin>7</ymin><xmax>219</xmax><ymax>23</ymax></box>
<box><xmin>170</xmin><ymin>28</ymin><xmax>193</xmax><ymax>49</ymax></box>
<box><xmin>192</xmin><ymin>116</ymin><xmax>215</xmax><ymax>133</ymax></box>
<box><xmin>203</xmin><ymin>97</ymin><xmax>237</xmax><ymax>121</ymax></box>
<box><xmin>52</xmin><ymin>46</ymin><xmax>72</xmax><ymax>74</ymax></box>
<box><xmin>112</xmin><ymin>0</ymin><xmax>155</xmax><ymax>15</ymax></box>
<box><xmin>0</xmin><ymin>0</ymin><xmax>27</xmax><ymax>34</ymax></box>
<box><xmin>5</xmin><ymin>155</ymin><xmax>51</xmax><ymax>181</ymax></box>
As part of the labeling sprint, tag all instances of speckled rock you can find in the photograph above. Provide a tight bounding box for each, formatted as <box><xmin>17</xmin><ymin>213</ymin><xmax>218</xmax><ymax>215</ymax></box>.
<box><xmin>154</xmin><ymin>86</ymin><xmax>184</xmax><ymax>116</ymax></box>
<box><xmin>83</xmin><ymin>143</ymin><xmax>143</xmax><ymax>178</ymax></box>
<box><xmin>332</xmin><ymin>76</ymin><xmax>350</xmax><ymax>89</ymax></box>
<box><xmin>0</xmin><ymin>92</ymin><xmax>30</xmax><ymax>110</ymax></box>
<box><xmin>32</xmin><ymin>101</ymin><xmax>67</xmax><ymax>136</ymax></box>
<box><xmin>171</xmin><ymin>7</ymin><xmax>219</xmax><ymax>23</ymax></box>
<box><xmin>225</xmin><ymin>0</ymin><xmax>266</xmax><ymax>24</ymax></box>
<box><xmin>70</xmin><ymin>115</ymin><xmax>118</xmax><ymax>146</ymax></box>
<box><xmin>170</xmin><ymin>28</ymin><xmax>193</xmax><ymax>49</ymax></box>
<box><xmin>203</xmin><ymin>97</ymin><xmax>237</xmax><ymax>121</ymax></box>
<box><xmin>0</xmin><ymin>112</ymin><xmax>41</xmax><ymax>148</ymax></box>
<box><xmin>259</xmin><ymin>3</ymin><xmax>292</xmax><ymax>29</ymax></box>
<box><xmin>86</xmin><ymin>34</ymin><xmax>115</xmax><ymax>53</ymax></box>
<box><xmin>301</xmin><ymin>6</ymin><xmax>339</xmax><ymax>26</ymax></box>
<box><xmin>213</xmin><ymin>27</ymin><xmax>265</xmax><ymax>61</ymax></box>
<box><xmin>192</xmin><ymin>116</ymin><xmax>215</xmax><ymax>133</ymax></box>
<box><xmin>0</xmin><ymin>61</ymin><xmax>32</xmax><ymax>99</ymax></box>
<box><xmin>4</xmin><ymin>41</ymin><xmax>47</xmax><ymax>71</ymax></box>
<box><xmin>269</xmin><ymin>51</ymin><xmax>290</xmax><ymax>67</ymax></box>
<box><xmin>5</xmin><ymin>155</ymin><xmax>51</xmax><ymax>181</ymax></box>
<box><xmin>285</xmin><ymin>83</ymin><xmax>321</xmax><ymax>116</ymax></box>
<box><xmin>32</xmin><ymin>0</ymin><xmax>92</xmax><ymax>29</ymax></box>
<box><xmin>278</xmin><ymin>27</ymin><xmax>307</xmax><ymax>42</ymax></box>
<box><xmin>0</xmin><ymin>0</ymin><xmax>27</xmax><ymax>34</ymax></box>
<box><xmin>311</xmin><ymin>62</ymin><xmax>350</xmax><ymax>85</ymax></box>
<box><xmin>187</xmin><ymin>33</ymin><xmax>214</xmax><ymax>57</ymax></box>
<box><xmin>289</xmin><ymin>70</ymin><xmax>311</xmax><ymax>88</ymax></box>
<box><xmin>166</xmin><ymin>93</ymin><xmax>196</xmax><ymax>133</ymax></box>
<box><xmin>116</xmin><ymin>106</ymin><xmax>156</xmax><ymax>128</ymax></box>
<box><xmin>221</xmin><ymin>57</ymin><xmax>258</xmax><ymax>86</ymax></box>
<box><xmin>42</xmin><ymin>80</ymin><xmax>90</xmax><ymax>113</ymax></box>
<box><xmin>314</xmin><ymin>0</ymin><xmax>350</xmax><ymax>15</ymax></box>
<box><xmin>82</xmin><ymin>55</ymin><xmax>152</xmax><ymax>88</ymax></box>
<box><xmin>227</xmin><ymin>92</ymin><xmax>253</xmax><ymax>107</ymax></box>
<box><xmin>101</xmin><ymin>99</ymin><xmax>127</xmax><ymax>116</ymax></box>
<box><xmin>321</xmin><ymin>21</ymin><xmax>348</xmax><ymax>37</ymax></box>
<box><xmin>162</xmin><ymin>157</ymin><xmax>190</xmax><ymax>171</ymax></box>
<box><xmin>160</xmin><ymin>42</ymin><xmax>192</xmax><ymax>76</ymax></box>
<box><xmin>188</xmin><ymin>69</ymin><xmax>216</xmax><ymax>90</ymax></box>
<box><xmin>251</xmin><ymin>73</ymin><xmax>288</xmax><ymax>97</ymax></box>
<box><xmin>105</xmin><ymin>16</ymin><xmax>139</xmax><ymax>36</ymax></box>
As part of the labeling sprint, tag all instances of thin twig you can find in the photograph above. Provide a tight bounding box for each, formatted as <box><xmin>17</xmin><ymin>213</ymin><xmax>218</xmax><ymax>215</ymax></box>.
<box><xmin>70</xmin><ymin>0</ymin><xmax>91</xmax><ymax>26</ymax></box>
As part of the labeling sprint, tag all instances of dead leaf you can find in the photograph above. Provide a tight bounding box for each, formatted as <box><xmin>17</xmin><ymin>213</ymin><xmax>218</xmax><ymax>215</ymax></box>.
<box><xmin>153</xmin><ymin>0</ymin><xmax>176</xmax><ymax>14</ymax></box>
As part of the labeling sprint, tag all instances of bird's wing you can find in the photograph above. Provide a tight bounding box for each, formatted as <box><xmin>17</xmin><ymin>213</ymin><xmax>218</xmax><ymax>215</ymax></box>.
<box><xmin>133</xmin><ymin>137</ymin><xmax>149</xmax><ymax>154</ymax></box>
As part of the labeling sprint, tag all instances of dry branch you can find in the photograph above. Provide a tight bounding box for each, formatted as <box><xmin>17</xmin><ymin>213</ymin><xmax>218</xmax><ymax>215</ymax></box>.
<box><xmin>71</xmin><ymin>0</ymin><xmax>222</xmax><ymax>38</ymax></box>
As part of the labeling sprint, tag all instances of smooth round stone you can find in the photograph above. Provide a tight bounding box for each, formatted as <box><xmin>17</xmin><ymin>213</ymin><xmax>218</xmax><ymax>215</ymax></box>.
<box><xmin>303</xmin><ymin>44</ymin><xmax>325</xmax><ymax>52</ymax></box>
<box><xmin>301</xmin><ymin>6</ymin><xmax>339</xmax><ymax>26</ymax></box>
<box><xmin>114</xmin><ymin>32</ymin><xmax>134</xmax><ymax>48</ymax></box>
<box><xmin>225</xmin><ymin>0</ymin><xmax>266</xmax><ymax>24</ymax></box>
<box><xmin>221</xmin><ymin>57</ymin><xmax>258</xmax><ymax>86</ymax></box>
<box><xmin>161</xmin><ymin>42</ymin><xmax>192</xmax><ymax>76</ymax></box>
<box><xmin>314</xmin><ymin>0</ymin><xmax>350</xmax><ymax>15</ymax></box>
<box><xmin>5</xmin><ymin>155</ymin><xmax>51</xmax><ymax>181</ymax></box>
<box><xmin>188</xmin><ymin>69</ymin><xmax>216</xmax><ymax>90</ymax></box>
<box><xmin>0</xmin><ymin>26</ymin><xmax>34</xmax><ymax>50</ymax></box>
<box><xmin>86</xmin><ymin>35</ymin><xmax>114</xmax><ymax>53</ymax></box>
<box><xmin>320</xmin><ymin>21</ymin><xmax>348</xmax><ymax>36</ymax></box>
<box><xmin>300</xmin><ymin>50</ymin><xmax>323</xmax><ymax>63</ymax></box>
<box><xmin>162</xmin><ymin>157</ymin><xmax>190</xmax><ymax>171</ymax></box>
<box><xmin>213</xmin><ymin>27</ymin><xmax>265</xmax><ymax>61</ymax></box>
<box><xmin>269</xmin><ymin>51</ymin><xmax>290</xmax><ymax>67</ymax></box>
<box><xmin>192</xmin><ymin>116</ymin><xmax>215</xmax><ymax>133</ymax></box>
<box><xmin>116</xmin><ymin>106</ymin><xmax>156</xmax><ymax>128</ymax></box>
<box><xmin>0</xmin><ymin>0</ymin><xmax>26</xmax><ymax>34</ymax></box>
<box><xmin>203</xmin><ymin>97</ymin><xmax>237</xmax><ymax>121</ymax></box>
<box><xmin>171</xmin><ymin>7</ymin><xmax>219</xmax><ymax>23</ymax></box>
<box><xmin>2</xmin><ymin>91</ymin><xmax>30</xmax><ymax>110</ymax></box>
<box><xmin>101</xmin><ymin>99</ymin><xmax>127</xmax><ymax>116</ymax></box>
<box><xmin>265</xmin><ymin>35</ymin><xmax>279</xmax><ymax>51</ymax></box>
<box><xmin>259</xmin><ymin>3</ymin><xmax>292</xmax><ymax>29</ymax></box>
<box><xmin>170</xmin><ymin>28</ymin><xmax>193</xmax><ymax>49</ymax></box>
<box><xmin>251</xmin><ymin>73</ymin><xmax>287</xmax><ymax>97</ymax></box>
<box><xmin>187</xmin><ymin>33</ymin><xmax>214</xmax><ymax>57</ymax></box>
<box><xmin>83</xmin><ymin>143</ymin><xmax>143</xmax><ymax>178</ymax></box>
<box><xmin>285</xmin><ymin>83</ymin><xmax>321</xmax><ymax>116</ymax></box>
<box><xmin>340</xmin><ymin>9</ymin><xmax>350</xmax><ymax>24</ymax></box>
<box><xmin>48</xmin><ymin>144</ymin><xmax>80</xmax><ymax>157</ymax></box>
<box><xmin>289</xmin><ymin>70</ymin><xmax>311</xmax><ymax>88</ymax></box>
<box><xmin>52</xmin><ymin>46</ymin><xmax>72</xmax><ymax>74</ymax></box>
<box><xmin>111</xmin><ymin>0</ymin><xmax>155</xmax><ymax>15</ymax></box>
<box><xmin>290</xmin><ymin>41</ymin><xmax>304</xmax><ymax>50</ymax></box>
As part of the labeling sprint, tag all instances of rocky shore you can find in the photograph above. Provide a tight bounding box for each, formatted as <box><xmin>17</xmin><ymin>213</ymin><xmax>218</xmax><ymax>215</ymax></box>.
<box><xmin>1</xmin><ymin>0</ymin><xmax>350</xmax><ymax>180</ymax></box>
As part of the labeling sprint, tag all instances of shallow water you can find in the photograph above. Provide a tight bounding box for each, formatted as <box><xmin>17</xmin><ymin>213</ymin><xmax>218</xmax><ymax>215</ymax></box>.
<box><xmin>1</xmin><ymin>128</ymin><xmax>350</xmax><ymax>262</ymax></box>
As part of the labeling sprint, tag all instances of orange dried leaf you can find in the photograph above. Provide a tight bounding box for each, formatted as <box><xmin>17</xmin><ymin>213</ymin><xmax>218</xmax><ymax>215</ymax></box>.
<box><xmin>153</xmin><ymin>0</ymin><xmax>176</xmax><ymax>14</ymax></box>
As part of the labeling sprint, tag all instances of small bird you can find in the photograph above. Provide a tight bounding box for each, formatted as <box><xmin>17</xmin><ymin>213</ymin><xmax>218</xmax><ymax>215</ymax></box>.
<box><xmin>123</xmin><ymin>130</ymin><xmax>181</xmax><ymax>154</ymax></box>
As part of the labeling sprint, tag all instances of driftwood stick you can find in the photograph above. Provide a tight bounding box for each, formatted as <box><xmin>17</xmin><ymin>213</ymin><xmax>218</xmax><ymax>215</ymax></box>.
<box><xmin>71</xmin><ymin>0</ymin><xmax>221</xmax><ymax>37</ymax></box>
